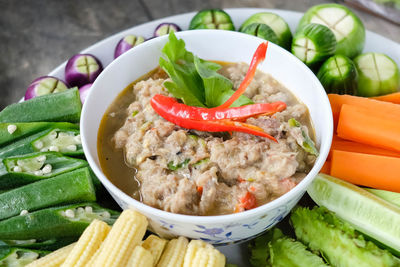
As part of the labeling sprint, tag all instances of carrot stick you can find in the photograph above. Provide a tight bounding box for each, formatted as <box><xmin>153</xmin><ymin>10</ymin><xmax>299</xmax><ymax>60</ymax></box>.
<box><xmin>337</xmin><ymin>104</ymin><xmax>400</xmax><ymax>153</ymax></box>
<box><xmin>327</xmin><ymin>135</ymin><xmax>400</xmax><ymax>160</ymax></box>
<box><xmin>330</xmin><ymin>150</ymin><xmax>400</xmax><ymax>192</ymax></box>
<box><xmin>320</xmin><ymin>161</ymin><xmax>331</xmax><ymax>174</ymax></box>
<box><xmin>328</xmin><ymin>94</ymin><xmax>400</xmax><ymax>130</ymax></box>
<box><xmin>372</xmin><ymin>92</ymin><xmax>400</xmax><ymax>104</ymax></box>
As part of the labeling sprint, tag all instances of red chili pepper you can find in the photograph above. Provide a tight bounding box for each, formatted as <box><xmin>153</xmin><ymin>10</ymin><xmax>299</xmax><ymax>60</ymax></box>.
<box><xmin>151</xmin><ymin>94</ymin><xmax>286</xmax><ymax>121</ymax></box>
<box><xmin>240</xmin><ymin>191</ymin><xmax>257</xmax><ymax>210</ymax></box>
<box><xmin>151</xmin><ymin>100</ymin><xmax>277</xmax><ymax>141</ymax></box>
<box><xmin>219</xmin><ymin>42</ymin><xmax>268</xmax><ymax>108</ymax></box>
<box><xmin>197</xmin><ymin>186</ymin><xmax>203</xmax><ymax>195</ymax></box>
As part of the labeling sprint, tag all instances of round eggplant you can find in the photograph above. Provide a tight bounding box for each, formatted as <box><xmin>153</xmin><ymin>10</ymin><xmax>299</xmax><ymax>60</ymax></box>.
<box><xmin>78</xmin><ymin>83</ymin><xmax>92</xmax><ymax>104</ymax></box>
<box><xmin>114</xmin><ymin>35</ymin><xmax>145</xmax><ymax>59</ymax></box>
<box><xmin>239</xmin><ymin>12</ymin><xmax>292</xmax><ymax>49</ymax></box>
<box><xmin>297</xmin><ymin>3</ymin><xmax>365</xmax><ymax>58</ymax></box>
<box><xmin>292</xmin><ymin>23</ymin><xmax>337</xmax><ymax>69</ymax></box>
<box><xmin>154</xmin><ymin>23</ymin><xmax>181</xmax><ymax>37</ymax></box>
<box><xmin>65</xmin><ymin>54</ymin><xmax>103</xmax><ymax>87</ymax></box>
<box><xmin>317</xmin><ymin>55</ymin><xmax>358</xmax><ymax>95</ymax></box>
<box><xmin>354</xmin><ymin>52</ymin><xmax>400</xmax><ymax>97</ymax></box>
<box><xmin>240</xmin><ymin>23</ymin><xmax>279</xmax><ymax>45</ymax></box>
<box><xmin>189</xmin><ymin>9</ymin><xmax>234</xmax><ymax>30</ymax></box>
<box><xmin>24</xmin><ymin>76</ymin><xmax>69</xmax><ymax>100</ymax></box>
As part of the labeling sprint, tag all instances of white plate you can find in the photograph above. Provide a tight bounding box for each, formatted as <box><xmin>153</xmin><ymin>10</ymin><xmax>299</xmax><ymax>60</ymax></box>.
<box><xmin>44</xmin><ymin>8</ymin><xmax>400</xmax><ymax>266</ymax></box>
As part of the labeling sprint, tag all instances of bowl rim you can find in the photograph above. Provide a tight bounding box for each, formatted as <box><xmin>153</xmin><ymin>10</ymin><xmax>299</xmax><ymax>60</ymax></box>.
<box><xmin>81</xmin><ymin>29</ymin><xmax>333</xmax><ymax>223</ymax></box>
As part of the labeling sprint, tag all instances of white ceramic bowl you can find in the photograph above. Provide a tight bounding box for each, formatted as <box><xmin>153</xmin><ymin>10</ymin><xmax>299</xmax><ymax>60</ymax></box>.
<box><xmin>81</xmin><ymin>30</ymin><xmax>333</xmax><ymax>245</ymax></box>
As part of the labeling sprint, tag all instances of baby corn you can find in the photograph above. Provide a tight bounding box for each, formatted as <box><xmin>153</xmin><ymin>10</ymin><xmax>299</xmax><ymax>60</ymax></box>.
<box><xmin>142</xmin><ymin>234</ymin><xmax>167</xmax><ymax>265</ymax></box>
<box><xmin>157</xmin><ymin>236</ymin><xmax>188</xmax><ymax>267</ymax></box>
<box><xmin>183</xmin><ymin>240</ymin><xmax>214</xmax><ymax>267</ymax></box>
<box><xmin>126</xmin><ymin>245</ymin><xmax>154</xmax><ymax>267</ymax></box>
<box><xmin>90</xmin><ymin>209</ymin><xmax>148</xmax><ymax>267</ymax></box>
<box><xmin>61</xmin><ymin>219</ymin><xmax>110</xmax><ymax>267</ymax></box>
<box><xmin>191</xmin><ymin>247</ymin><xmax>226</xmax><ymax>267</ymax></box>
<box><xmin>26</xmin><ymin>242</ymin><xmax>75</xmax><ymax>267</ymax></box>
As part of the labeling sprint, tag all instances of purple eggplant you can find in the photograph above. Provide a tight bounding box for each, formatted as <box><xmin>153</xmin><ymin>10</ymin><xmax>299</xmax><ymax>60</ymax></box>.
<box><xmin>65</xmin><ymin>54</ymin><xmax>103</xmax><ymax>87</ymax></box>
<box><xmin>114</xmin><ymin>35</ymin><xmax>145</xmax><ymax>59</ymax></box>
<box><xmin>78</xmin><ymin>83</ymin><xmax>92</xmax><ymax>104</ymax></box>
<box><xmin>24</xmin><ymin>76</ymin><xmax>69</xmax><ymax>100</ymax></box>
<box><xmin>153</xmin><ymin>23</ymin><xmax>181</xmax><ymax>37</ymax></box>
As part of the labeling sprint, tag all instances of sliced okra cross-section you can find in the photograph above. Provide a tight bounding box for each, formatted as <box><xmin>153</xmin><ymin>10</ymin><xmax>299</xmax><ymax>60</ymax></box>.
<box><xmin>0</xmin><ymin>246</ymin><xmax>49</xmax><ymax>266</ymax></box>
<box><xmin>31</xmin><ymin>128</ymin><xmax>83</xmax><ymax>156</ymax></box>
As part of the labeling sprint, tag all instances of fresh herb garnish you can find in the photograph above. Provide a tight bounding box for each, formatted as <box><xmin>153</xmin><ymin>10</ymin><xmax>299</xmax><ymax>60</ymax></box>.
<box><xmin>167</xmin><ymin>158</ymin><xmax>190</xmax><ymax>171</ymax></box>
<box><xmin>288</xmin><ymin>118</ymin><xmax>319</xmax><ymax>156</ymax></box>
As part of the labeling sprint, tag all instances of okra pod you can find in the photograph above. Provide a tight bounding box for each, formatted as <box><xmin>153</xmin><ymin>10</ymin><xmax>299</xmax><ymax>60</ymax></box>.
<box><xmin>0</xmin><ymin>167</ymin><xmax>96</xmax><ymax>220</ymax></box>
<box><xmin>0</xmin><ymin>152</ymin><xmax>88</xmax><ymax>189</ymax></box>
<box><xmin>0</xmin><ymin>237</ymin><xmax>77</xmax><ymax>251</ymax></box>
<box><xmin>0</xmin><ymin>88</ymin><xmax>82</xmax><ymax>123</ymax></box>
<box><xmin>0</xmin><ymin>203</ymin><xmax>120</xmax><ymax>240</ymax></box>
<box><xmin>0</xmin><ymin>246</ymin><xmax>49</xmax><ymax>266</ymax></box>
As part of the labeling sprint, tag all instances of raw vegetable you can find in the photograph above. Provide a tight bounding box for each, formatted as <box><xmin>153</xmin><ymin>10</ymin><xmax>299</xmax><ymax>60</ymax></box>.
<box><xmin>330</xmin><ymin>150</ymin><xmax>400</xmax><ymax>192</ymax></box>
<box><xmin>0</xmin><ymin>237</ymin><xmax>77</xmax><ymax>251</ymax></box>
<box><xmin>65</xmin><ymin>54</ymin><xmax>103</xmax><ymax>87</ymax></box>
<box><xmin>239</xmin><ymin>12</ymin><xmax>292</xmax><ymax>49</ymax></box>
<box><xmin>0</xmin><ymin>167</ymin><xmax>96</xmax><ymax>220</ymax></box>
<box><xmin>24</xmin><ymin>76</ymin><xmax>69</xmax><ymax>100</ymax></box>
<box><xmin>291</xmin><ymin>206</ymin><xmax>400</xmax><ymax>266</ymax></box>
<box><xmin>354</xmin><ymin>52</ymin><xmax>400</xmax><ymax>97</ymax></box>
<box><xmin>317</xmin><ymin>55</ymin><xmax>358</xmax><ymax>95</ymax></box>
<box><xmin>159</xmin><ymin>31</ymin><xmax>252</xmax><ymax>108</ymax></box>
<box><xmin>0</xmin><ymin>203</ymin><xmax>119</xmax><ymax>240</ymax></box>
<box><xmin>189</xmin><ymin>9</ymin><xmax>234</xmax><ymax>30</ymax></box>
<box><xmin>150</xmin><ymin>94</ymin><xmax>286</xmax><ymax>121</ymax></box>
<box><xmin>366</xmin><ymin>188</ymin><xmax>400</xmax><ymax>207</ymax></box>
<box><xmin>308</xmin><ymin>173</ymin><xmax>400</xmax><ymax>256</ymax></box>
<box><xmin>240</xmin><ymin>23</ymin><xmax>279</xmax><ymax>45</ymax></box>
<box><xmin>0</xmin><ymin>152</ymin><xmax>88</xmax><ymax>189</ymax></box>
<box><xmin>154</xmin><ymin>22</ymin><xmax>181</xmax><ymax>37</ymax></box>
<box><xmin>0</xmin><ymin>246</ymin><xmax>49</xmax><ymax>266</ymax></box>
<box><xmin>297</xmin><ymin>3</ymin><xmax>366</xmax><ymax>58</ymax></box>
<box><xmin>114</xmin><ymin>35</ymin><xmax>145</xmax><ymax>59</ymax></box>
<box><xmin>291</xmin><ymin>23</ymin><xmax>336</xmax><ymax>69</ymax></box>
<box><xmin>25</xmin><ymin>242</ymin><xmax>75</xmax><ymax>267</ymax></box>
<box><xmin>288</xmin><ymin>118</ymin><xmax>319</xmax><ymax>156</ymax></box>
<box><xmin>320</xmin><ymin>161</ymin><xmax>330</xmax><ymax>174</ymax></box>
<box><xmin>249</xmin><ymin>228</ymin><xmax>328</xmax><ymax>267</ymax></box>
<box><xmin>372</xmin><ymin>92</ymin><xmax>400</xmax><ymax>104</ymax></box>
<box><xmin>0</xmin><ymin>88</ymin><xmax>82</xmax><ymax>123</ymax></box>
<box><xmin>337</xmin><ymin>104</ymin><xmax>400</xmax><ymax>152</ymax></box>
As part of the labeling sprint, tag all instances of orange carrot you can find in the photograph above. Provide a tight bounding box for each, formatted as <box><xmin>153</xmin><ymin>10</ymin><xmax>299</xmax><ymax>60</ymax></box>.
<box><xmin>328</xmin><ymin>94</ymin><xmax>400</xmax><ymax>130</ymax></box>
<box><xmin>330</xmin><ymin>150</ymin><xmax>400</xmax><ymax>192</ymax></box>
<box><xmin>327</xmin><ymin>135</ymin><xmax>400</xmax><ymax>160</ymax></box>
<box><xmin>337</xmin><ymin>104</ymin><xmax>400</xmax><ymax>153</ymax></box>
<box><xmin>320</xmin><ymin>161</ymin><xmax>331</xmax><ymax>174</ymax></box>
<box><xmin>372</xmin><ymin>92</ymin><xmax>400</xmax><ymax>104</ymax></box>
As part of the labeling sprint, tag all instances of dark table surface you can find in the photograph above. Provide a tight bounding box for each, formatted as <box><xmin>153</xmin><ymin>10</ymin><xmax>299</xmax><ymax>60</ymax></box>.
<box><xmin>1</xmin><ymin>0</ymin><xmax>399</xmax><ymax>109</ymax></box>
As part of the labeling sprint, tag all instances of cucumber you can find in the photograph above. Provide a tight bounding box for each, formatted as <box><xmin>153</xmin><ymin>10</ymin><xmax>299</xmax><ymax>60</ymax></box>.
<box><xmin>317</xmin><ymin>55</ymin><xmax>358</xmax><ymax>95</ymax></box>
<box><xmin>239</xmin><ymin>12</ymin><xmax>292</xmax><ymax>49</ymax></box>
<box><xmin>297</xmin><ymin>3</ymin><xmax>365</xmax><ymax>58</ymax></box>
<box><xmin>307</xmin><ymin>173</ymin><xmax>400</xmax><ymax>256</ymax></box>
<box><xmin>291</xmin><ymin>23</ymin><xmax>336</xmax><ymax>69</ymax></box>
<box><xmin>0</xmin><ymin>152</ymin><xmax>88</xmax><ymax>189</ymax></box>
<box><xmin>0</xmin><ymin>167</ymin><xmax>96</xmax><ymax>220</ymax></box>
<box><xmin>365</xmin><ymin>188</ymin><xmax>400</xmax><ymax>207</ymax></box>
<box><xmin>189</xmin><ymin>9</ymin><xmax>235</xmax><ymax>30</ymax></box>
<box><xmin>0</xmin><ymin>202</ymin><xmax>120</xmax><ymax>240</ymax></box>
<box><xmin>354</xmin><ymin>52</ymin><xmax>400</xmax><ymax>97</ymax></box>
<box><xmin>0</xmin><ymin>246</ymin><xmax>49</xmax><ymax>266</ymax></box>
<box><xmin>240</xmin><ymin>23</ymin><xmax>279</xmax><ymax>45</ymax></box>
<box><xmin>0</xmin><ymin>88</ymin><xmax>82</xmax><ymax>123</ymax></box>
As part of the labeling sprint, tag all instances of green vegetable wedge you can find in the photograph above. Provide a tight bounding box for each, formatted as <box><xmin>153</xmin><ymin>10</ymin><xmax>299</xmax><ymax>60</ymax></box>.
<box><xmin>366</xmin><ymin>188</ymin><xmax>400</xmax><ymax>207</ymax></box>
<box><xmin>0</xmin><ymin>246</ymin><xmax>49</xmax><ymax>266</ymax></box>
<box><xmin>240</xmin><ymin>23</ymin><xmax>280</xmax><ymax>45</ymax></box>
<box><xmin>308</xmin><ymin>173</ymin><xmax>400</xmax><ymax>256</ymax></box>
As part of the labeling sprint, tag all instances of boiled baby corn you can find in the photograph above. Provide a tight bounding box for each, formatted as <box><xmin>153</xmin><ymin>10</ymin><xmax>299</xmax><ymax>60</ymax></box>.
<box><xmin>90</xmin><ymin>209</ymin><xmax>148</xmax><ymax>267</ymax></box>
<box><xmin>156</xmin><ymin>236</ymin><xmax>188</xmax><ymax>267</ymax></box>
<box><xmin>142</xmin><ymin>234</ymin><xmax>167</xmax><ymax>265</ymax></box>
<box><xmin>191</xmin><ymin>246</ymin><xmax>225</xmax><ymax>267</ymax></box>
<box><xmin>183</xmin><ymin>240</ymin><xmax>214</xmax><ymax>267</ymax></box>
<box><xmin>26</xmin><ymin>242</ymin><xmax>75</xmax><ymax>267</ymax></box>
<box><xmin>61</xmin><ymin>219</ymin><xmax>110</xmax><ymax>267</ymax></box>
<box><xmin>126</xmin><ymin>245</ymin><xmax>154</xmax><ymax>267</ymax></box>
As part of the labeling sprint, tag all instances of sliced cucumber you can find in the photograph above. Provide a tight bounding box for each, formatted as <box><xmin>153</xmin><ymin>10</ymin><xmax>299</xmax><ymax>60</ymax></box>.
<box><xmin>240</xmin><ymin>23</ymin><xmax>279</xmax><ymax>45</ymax></box>
<box><xmin>239</xmin><ymin>12</ymin><xmax>292</xmax><ymax>49</ymax></box>
<box><xmin>308</xmin><ymin>173</ymin><xmax>400</xmax><ymax>256</ymax></box>
<box><xmin>354</xmin><ymin>52</ymin><xmax>400</xmax><ymax>97</ymax></box>
<box><xmin>292</xmin><ymin>23</ymin><xmax>336</xmax><ymax>69</ymax></box>
<box><xmin>317</xmin><ymin>55</ymin><xmax>358</xmax><ymax>95</ymax></box>
<box><xmin>365</xmin><ymin>188</ymin><xmax>400</xmax><ymax>208</ymax></box>
<box><xmin>298</xmin><ymin>4</ymin><xmax>365</xmax><ymax>58</ymax></box>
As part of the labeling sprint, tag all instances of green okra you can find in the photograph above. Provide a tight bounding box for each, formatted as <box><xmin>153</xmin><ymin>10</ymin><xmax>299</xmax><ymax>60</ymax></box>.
<box><xmin>0</xmin><ymin>237</ymin><xmax>77</xmax><ymax>251</ymax></box>
<box><xmin>0</xmin><ymin>246</ymin><xmax>49</xmax><ymax>266</ymax></box>
<box><xmin>0</xmin><ymin>152</ymin><xmax>88</xmax><ymax>189</ymax></box>
<box><xmin>0</xmin><ymin>202</ymin><xmax>120</xmax><ymax>240</ymax></box>
<box><xmin>0</xmin><ymin>167</ymin><xmax>96</xmax><ymax>220</ymax></box>
<box><xmin>0</xmin><ymin>88</ymin><xmax>82</xmax><ymax>123</ymax></box>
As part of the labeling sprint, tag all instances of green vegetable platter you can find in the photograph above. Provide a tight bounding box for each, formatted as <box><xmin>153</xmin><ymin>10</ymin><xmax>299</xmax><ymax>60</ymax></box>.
<box><xmin>4</xmin><ymin>7</ymin><xmax>400</xmax><ymax>267</ymax></box>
